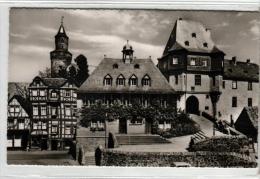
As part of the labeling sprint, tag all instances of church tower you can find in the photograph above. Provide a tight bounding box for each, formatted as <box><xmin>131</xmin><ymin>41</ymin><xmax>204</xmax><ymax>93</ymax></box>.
<box><xmin>50</xmin><ymin>17</ymin><xmax>72</xmax><ymax>77</ymax></box>
<box><xmin>122</xmin><ymin>40</ymin><xmax>134</xmax><ymax>64</ymax></box>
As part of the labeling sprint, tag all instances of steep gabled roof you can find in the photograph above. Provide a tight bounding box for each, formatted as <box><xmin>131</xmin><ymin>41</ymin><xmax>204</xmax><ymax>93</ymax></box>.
<box><xmin>237</xmin><ymin>106</ymin><xmax>258</xmax><ymax>129</ymax></box>
<box><xmin>8</xmin><ymin>95</ymin><xmax>32</xmax><ymax>116</ymax></box>
<box><xmin>223</xmin><ymin>59</ymin><xmax>259</xmax><ymax>82</ymax></box>
<box><xmin>78</xmin><ymin>58</ymin><xmax>175</xmax><ymax>94</ymax></box>
<box><xmin>163</xmin><ymin>19</ymin><xmax>224</xmax><ymax>56</ymax></box>
<box><xmin>8</xmin><ymin>82</ymin><xmax>29</xmax><ymax>101</ymax></box>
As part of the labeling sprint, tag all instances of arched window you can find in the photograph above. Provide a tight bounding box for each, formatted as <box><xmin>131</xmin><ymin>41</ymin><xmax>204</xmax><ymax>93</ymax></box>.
<box><xmin>116</xmin><ymin>74</ymin><xmax>125</xmax><ymax>86</ymax></box>
<box><xmin>129</xmin><ymin>74</ymin><xmax>138</xmax><ymax>86</ymax></box>
<box><xmin>104</xmin><ymin>74</ymin><xmax>112</xmax><ymax>86</ymax></box>
<box><xmin>113</xmin><ymin>64</ymin><xmax>118</xmax><ymax>69</ymax></box>
<box><xmin>184</xmin><ymin>41</ymin><xmax>189</xmax><ymax>46</ymax></box>
<box><xmin>142</xmin><ymin>74</ymin><xmax>151</xmax><ymax>86</ymax></box>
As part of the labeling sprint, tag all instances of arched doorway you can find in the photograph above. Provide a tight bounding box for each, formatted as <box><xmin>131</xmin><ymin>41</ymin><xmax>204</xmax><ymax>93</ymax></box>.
<box><xmin>186</xmin><ymin>96</ymin><xmax>199</xmax><ymax>114</ymax></box>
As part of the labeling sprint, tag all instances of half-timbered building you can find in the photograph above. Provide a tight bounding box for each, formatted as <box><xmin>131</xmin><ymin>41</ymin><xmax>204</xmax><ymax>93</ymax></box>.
<box><xmin>7</xmin><ymin>95</ymin><xmax>31</xmax><ymax>150</ymax></box>
<box><xmin>28</xmin><ymin>77</ymin><xmax>78</xmax><ymax>150</ymax></box>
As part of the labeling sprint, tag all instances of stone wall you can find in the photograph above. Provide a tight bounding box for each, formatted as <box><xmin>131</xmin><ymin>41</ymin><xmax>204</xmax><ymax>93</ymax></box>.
<box><xmin>101</xmin><ymin>150</ymin><xmax>256</xmax><ymax>168</ymax></box>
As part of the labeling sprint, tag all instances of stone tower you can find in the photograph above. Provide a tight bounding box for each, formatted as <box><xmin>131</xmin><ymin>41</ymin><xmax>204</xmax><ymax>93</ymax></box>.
<box><xmin>122</xmin><ymin>40</ymin><xmax>134</xmax><ymax>64</ymax></box>
<box><xmin>50</xmin><ymin>17</ymin><xmax>72</xmax><ymax>77</ymax></box>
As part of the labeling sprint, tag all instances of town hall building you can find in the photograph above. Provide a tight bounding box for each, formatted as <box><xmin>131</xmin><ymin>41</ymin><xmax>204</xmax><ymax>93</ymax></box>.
<box><xmin>77</xmin><ymin>41</ymin><xmax>178</xmax><ymax>134</ymax></box>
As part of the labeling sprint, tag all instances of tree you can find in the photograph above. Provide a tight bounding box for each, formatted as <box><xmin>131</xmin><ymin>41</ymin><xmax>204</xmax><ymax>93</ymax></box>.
<box><xmin>75</xmin><ymin>54</ymin><xmax>89</xmax><ymax>86</ymax></box>
<box><xmin>38</xmin><ymin>67</ymin><xmax>51</xmax><ymax>78</ymax></box>
<box><xmin>67</xmin><ymin>65</ymin><xmax>77</xmax><ymax>78</ymax></box>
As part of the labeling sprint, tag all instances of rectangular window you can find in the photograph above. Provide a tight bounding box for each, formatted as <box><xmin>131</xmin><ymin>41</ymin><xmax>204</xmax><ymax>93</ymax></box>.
<box><xmin>175</xmin><ymin>75</ymin><xmax>178</xmax><ymax>85</ymax></box>
<box><xmin>172</xmin><ymin>57</ymin><xmax>178</xmax><ymax>64</ymax></box>
<box><xmin>205</xmin><ymin>106</ymin><xmax>209</xmax><ymax>110</ymax></box>
<box><xmin>65</xmin><ymin>90</ymin><xmax>70</xmax><ymax>97</ymax></box>
<box><xmin>222</xmin><ymin>81</ymin><xmax>225</xmax><ymax>89</ymax></box>
<box><xmin>40</xmin><ymin>106</ymin><xmax>47</xmax><ymax>115</ymax></box>
<box><xmin>232</xmin><ymin>81</ymin><xmax>237</xmax><ymax>89</ymax></box>
<box><xmin>248</xmin><ymin>98</ymin><xmax>252</xmax><ymax>107</ymax></box>
<box><xmin>248</xmin><ymin>82</ymin><xmax>252</xmax><ymax>91</ymax></box>
<box><xmin>33</xmin><ymin>123</ymin><xmax>37</xmax><ymax>130</ymax></box>
<box><xmin>51</xmin><ymin>107</ymin><xmax>57</xmax><ymax>116</ymax></box>
<box><xmin>18</xmin><ymin>120</ymin><xmax>24</xmax><ymax>129</ymax></box>
<box><xmin>202</xmin><ymin>60</ymin><xmax>207</xmax><ymax>66</ymax></box>
<box><xmin>232</xmin><ymin>97</ymin><xmax>237</xmax><ymax>107</ymax></box>
<box><xmin>195</xmin><ymin>75</ymin><xmax>201</xmax><ymax>86</ymax></box>
<box><xmin>42</xmin><ymin>122</ymin><xmax>47</xmax><ymax>130</ymax></box>
<box><xmin>190</xmin><ymin>59</ymin><xmax>196</xmax><ymax>66</ymax></box>
<box><xmin>32</xmin><ymin>90</ymin><xmax>37</xmax><ymax>97</ymax></box>
<box><xmin>65</xmin><ymin>107</ymin><xmax>71</xmax><ymax>116</ymax></box>
<box><xmin>39</xmin><ymin>90</ymin><xmax>45</xmax><ymax>97</ymax></box>
<box><xmin>33</xmin><ymin>106</ymin><xmax>38</xmax><ymax>115</ymax></box>
<box><xmin>52</xmin><ymin>126</ymin><xmax>58</xmax><ymax>133</ymax></box>
<box><xmin>73</xmin><ymin>92</ymin><xmax>77</xmax><ymax>98</ymax></box>
<box><xmin>51</xmin><ymin>92</ymin><xmax>57</xmax><ymax>98</ymax></box>
<box><xmin>9</xmin><ymin>107</ymin><xmax>14</xmax><ymax>112</ymax></box>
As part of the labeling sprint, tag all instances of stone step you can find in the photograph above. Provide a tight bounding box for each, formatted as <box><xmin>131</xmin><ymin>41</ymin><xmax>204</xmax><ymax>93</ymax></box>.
<box><xmin>116</xmin><ymin>135</ymin><xmax>170</xmax><ymax>145</ymax></box>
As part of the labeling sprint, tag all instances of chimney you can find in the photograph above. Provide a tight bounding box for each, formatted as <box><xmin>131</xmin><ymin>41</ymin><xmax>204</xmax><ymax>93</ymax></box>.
<box><xmin>178</xmin><ymin>17</ymin><xmax>182</xmax><ymax>21</ymax></box>
<box><xmin>149</xmin><ymin>56</ymin><xmax>152</xmax><ymax>59</ymax></box>
<box><xmin>232</xmin><ymin>56</ymin><xmax>236</xmax><ymax>64</ymax></box>
<box><xmin>104</xmin><ymin>54</ymin><xmax>106</xmax><ymax>58</ymax></box>
<box><xmin>134</xmin><ymin>56</ymin><xmax>137</xmax><ymax>59</ymax></box>
<box><xmin>246</xmin><ymin>59</ymin><xmax>250</xmax><ymax>63</ymax></box>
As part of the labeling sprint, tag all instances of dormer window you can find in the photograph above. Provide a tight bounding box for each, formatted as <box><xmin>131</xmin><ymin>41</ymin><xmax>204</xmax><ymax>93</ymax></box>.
<box><xmin>113</xmin><ymin>64</ymin><xmax>118</xmax><ymax>69</ymax></box>
<box><xmin>203</xmin><ymin>42</ymin><xmax>208</xmax><ymax>48</ymax></box>
<box><xmin>185</xmin><ymin>41</ymin><xmax>189</xmax><ymax>46</ymax></box>
<box><xmin>134</xmin><ymin>64</ymin><xmax>140</xmax><ymax>69</ymax></box>
<box><xmin>192</xmin><ymin>33</ymin><xmax>196</xmax><ymax>38</ymax></box>
<box><xmin>104</xmin><ymin>74</ymin><xmax>112</xmax><ymax>86</ymax></box>
<box><xmin>142</xmin><ymin>75</ymin><xmax>151</xmax><ymax>86</ymax></box>
<box><xmin>172</xmin><ymin>57</ymin><xmax>178</xmax><ymax>64</ymax></box>
<box><xmin>116</xmin><ymin>74</ymin><xmax>125</xmax><ymax>86</ymax></box>
<box><xmin>51</xmin><ymin>91</ymin><xmax>57</xmax><ymax>98</ymax></box>
<box><xmin>129</xmin><ymin>75</ymin><xmax>138</xmax><ymax>86</ymax></box>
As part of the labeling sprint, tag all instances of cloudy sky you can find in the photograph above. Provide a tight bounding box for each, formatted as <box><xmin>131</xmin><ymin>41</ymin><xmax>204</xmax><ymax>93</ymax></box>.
<box><xmin>9</xmin><ymin>9</ymin><xmax>259</xmax><ymax>82</ymax></box>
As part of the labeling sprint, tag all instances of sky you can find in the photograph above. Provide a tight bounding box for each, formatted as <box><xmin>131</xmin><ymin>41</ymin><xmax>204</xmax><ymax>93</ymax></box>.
<box><xmin>9</xmin><ymin>9</ymin><xmax>259</xmax><ymax>82</ymax></box>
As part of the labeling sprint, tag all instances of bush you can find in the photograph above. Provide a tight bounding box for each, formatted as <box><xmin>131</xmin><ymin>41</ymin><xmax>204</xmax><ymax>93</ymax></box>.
<box><xmin>157</xmin><ymin>113</ymin><xmax>200</xmax><ymax>138</ymax></box>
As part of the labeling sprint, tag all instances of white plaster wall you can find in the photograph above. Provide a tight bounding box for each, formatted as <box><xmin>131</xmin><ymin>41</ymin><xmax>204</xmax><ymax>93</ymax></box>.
<box><xmin>218</xmin><ymin>80</ymin><xmax>258</xmax><ymax>122</ymax></box>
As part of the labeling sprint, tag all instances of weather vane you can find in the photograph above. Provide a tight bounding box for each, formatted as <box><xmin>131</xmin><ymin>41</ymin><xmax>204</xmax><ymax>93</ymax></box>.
<box><xmin>61</xmin><ymin>16</ymin><xmax>64</xmax><ymax>25</ymax></box>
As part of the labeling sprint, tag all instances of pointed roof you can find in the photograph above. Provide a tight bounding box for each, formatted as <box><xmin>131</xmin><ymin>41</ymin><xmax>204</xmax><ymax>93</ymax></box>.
<box><xmin>236</xmin><ymin>106</ymin><xmax>258</xmax><ymax>129</ymax></box>
<box><xmin>8</xmin><ymin>95</ymin><xmax>32</xmax><ymax>116</ymax></box>
<box><xmin>163</xmin><ymin>19</ymin><xmax>224</xmax><ymax>56</ymax></box>
<box><xmin>8</xmin><ymin>82</ymin><xmax>29</xmax><ymax>101</ymax></box>
<box><xmin>55</xmin><ymin>16</ymin><xmax>67</xmax><ymax>38</ymax></box>
<box><xmin>78</xmin><ymin>57</ymin><xmax>175</xmax><ymax>94</ymax></box>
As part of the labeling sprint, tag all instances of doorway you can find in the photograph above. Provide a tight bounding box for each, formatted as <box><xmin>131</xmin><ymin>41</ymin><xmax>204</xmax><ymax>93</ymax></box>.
<box><xmin>119</xmin><ymin>118</ymin><xmax>127</xmax><ymax>134</ymax></box>
<box><xmin>186</xmin><ymin>96</ymin><xmax>199</xmax><ymax>115</ymax></box>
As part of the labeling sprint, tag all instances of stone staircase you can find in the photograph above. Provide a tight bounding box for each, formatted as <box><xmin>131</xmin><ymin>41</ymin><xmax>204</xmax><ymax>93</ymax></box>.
<box><xmin>116</xmin><ymin>134</ymin><xmax>171</xmax><ymax>145</ymax></box>
<box><xmin>191</xmin><ymin>130</ymin><xmax>208</xmax><ymax>143</ymax></box>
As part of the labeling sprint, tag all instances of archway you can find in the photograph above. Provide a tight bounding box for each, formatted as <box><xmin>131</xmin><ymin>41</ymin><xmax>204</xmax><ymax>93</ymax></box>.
<box><xmin>186</xmin><ymin>96</ymin><xmax>199</xmax><ymax>115</ymax></box>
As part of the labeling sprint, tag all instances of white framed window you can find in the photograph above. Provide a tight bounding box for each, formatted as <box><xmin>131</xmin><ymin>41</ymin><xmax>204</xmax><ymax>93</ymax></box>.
<box><xmin>202</xmin><ymin>60</ymin><xmax>207</xmax><ymax>66</ymax></box>
<box><xmin>51</xmin><ymin>91</ymin><xmax>57</xmax><ymax>98</ymax></box>
<box><xmin>172</xmin><ymin>57</ymin><xmax>178</xmax><ymax>64</ymax></box>
<box><xmin>232</xmin><ymin>81</ymin><xmax>237</xmax><ymax>89</ymax></box>
<box><xmin>129</xmin><ymin>75</ymin><xmax>138</xmax><ymax>86</ymax></box>
<box><xmin>51</xmin><ymin>107</ymin><xmax>57</xmax><ymax>116</ymax></box>
<box><xmin>73</xmin><ymin>92</ymin><xmax>77</xmax><ymax>98</ymax></box>
<box><xmin>32</xmin><ymin>90</ymin><xmax>37</xmax><ymax>97</ymax></box>
<box><xmin>116</xmin><ymin>74</ymin><xmax>125</xmax><ymax>86</ymax></box>
<box><xmin>9</xmin><ymin>107</ymin><xmax>14</xmax><ymax>112</ymax></box>
<box><xmin>33</xmin><ymin>123</ymin><xmax>37</xmax><ymax>130</ymax></box>
<box><xmin>40</xmin><ymin>106</ymin><xmax>47</xmax><ymax>115</ymax></box>
<box><xmin>52</xmin><ymin>125</ymin><xmax>58</xmax><ymax>133</ymax></box>
<box><xmin>190</xmin><ymin>59</ymin><xmax>196</xmax><ymax>66</ymax></box>
<box><xmin>18</xmin><ymin>120</ymin><xmax>24</xmax><ymax>129</ymax></box>
<box><xmin>42</xmin><ymin>122</ymin><xmax>47</xmax><ymax>129</ymax></box>
<box><xmin>65</xmin><ymin>107</ymin><xmax>71</xmax><ymax>116</ymax></box>
<box><xmin>104</xmin><ymin>74</ymin><xmax>112</xmax><ymax>86</ymax></box>
<box><xmin>65</xmin><ymin>126</ymin><xmax>71</xmax><ymax>135</ymax></box>
<box><xmin>142</xmin><ymin>75</ymin><xmax>151</xmax><ymax>86</ymax></box>
<box><xmin>65</xmin><ymin>90</ymin><xmax>70</xmax><ymax>97</ymax></box>
<box><xmin>39</xmin><ymin>90</ymin><xmax>45</xmax><ymax>96</ymax></box>
<box><xmin>33</xmin><ymin>106</ymin><xmax>38</xmax><ymax>115</ymax></box>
